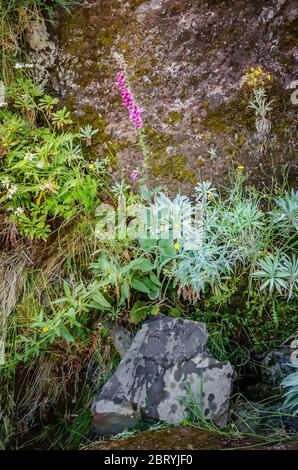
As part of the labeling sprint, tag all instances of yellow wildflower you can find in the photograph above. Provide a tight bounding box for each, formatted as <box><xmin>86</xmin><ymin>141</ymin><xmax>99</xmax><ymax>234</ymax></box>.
<box><xmin>42</xmin><ymin>326</ymin><xmax>49</xmax><ymax>333</ymax></box>
<box><xmin>174</xmin><ymin>243</ymin><xmax>181</xmax><ymax>250</ymax></box>
<box><xmin>88</xmin><ymin>164</ymin><xmax>94</xmax><ymax>170</ymax></box>
<box><xmin>267</xmin><ymin>74</ymin><xmax>271</xmax><ymax>81</ymax></box>
<box><xmin>237</xmin><ymin>165</ymin><xmax>245</xmax><ymax>170</ymax></box>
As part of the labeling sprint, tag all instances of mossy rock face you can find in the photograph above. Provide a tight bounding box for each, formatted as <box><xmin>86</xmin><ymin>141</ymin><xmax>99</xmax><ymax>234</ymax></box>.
<box><xmin>85</xmin><ymin>425</ymin><xmax>298</xmax><ymax>450</ymax></box>
<box><xmin>38</xmin><ymin>0</ymin><xmax>298</xmax><ymax>193</ymax></box>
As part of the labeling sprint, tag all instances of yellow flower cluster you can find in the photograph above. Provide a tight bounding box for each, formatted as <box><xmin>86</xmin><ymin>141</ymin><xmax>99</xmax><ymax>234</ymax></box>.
<box><xmin>240</xmin><ymin>67</ymin><xmax>271</xmax><ymax>89</ymax></box>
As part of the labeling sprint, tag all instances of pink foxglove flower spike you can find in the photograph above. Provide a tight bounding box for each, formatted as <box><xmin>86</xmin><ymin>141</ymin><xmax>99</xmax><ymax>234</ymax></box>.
<box><xmin>115</xmin><ymin>66</ymin><xmax>143</xmax><ymax>131</ymax></box>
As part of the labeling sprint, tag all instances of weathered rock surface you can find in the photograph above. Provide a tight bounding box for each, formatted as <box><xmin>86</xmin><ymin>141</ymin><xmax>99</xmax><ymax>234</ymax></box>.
<box><xmin>27</xmin><ymin>0</ymin><xmax>298</xmax><ymax>193</ymax></box>
<box><xmin>242</xmin><ymin>338</ymin><xmax>298</xmax><ymax>401</ymax></box>
<box><xmin>91</xmin><ymin>314</ymin><xmax>233</xmax><ymax>435</ymax></box>
<box><xmin>85</xmin><ymin>425</ymin><xmax>298</xmax><ymax>450</ymax></box>
<box><xmin>106</xmin><ymin>321</ymin><xmax>134</xmax><ymax>358</ymax></box>
<box><xmin>261</xmin><ymin>340</ymin><xmax>298</xmax><ymax>386</ymax></box>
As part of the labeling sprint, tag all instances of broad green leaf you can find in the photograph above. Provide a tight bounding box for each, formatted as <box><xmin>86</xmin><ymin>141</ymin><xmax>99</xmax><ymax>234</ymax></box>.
<box><xmin>139</xmin><ymin>238</ymin><xmax>157</xmax><ymax>250</ymax></box>
<box><xmin>91</xmin><ymin>291</ymin><xmax>112</xmax><ymax>310</ymax></box>
<box><xmin>130</xmin><ymin>301</ymin><xmax>149</xmax><ymax>324</ymax></box>
<box><xmin>151</xmin><ymin>306</ymin><xmax>160</xmax><ymax>316</ymax></box>
<box><xmin>121</xmin><ymin>258</ymin><xmax>154</xmax><ymax>273</ymax></box>
<box><xmin>59</xmin><ymin>325</ymin><xmax>74</xmax><ymax>342</ymax></box>
<box><xmin>149</xmin><ymin>271</ymin><xmax>162</xmax><ymax>287</ymax></box>
<box><xmin>169</xmin><ymin>308</ymin><xmax>182</xmax><ymax>318</ymax></box>
<box><xmin>131</xmin><ymin>278</ymin><xmax>151</xmax><ymax>294</ymax></box>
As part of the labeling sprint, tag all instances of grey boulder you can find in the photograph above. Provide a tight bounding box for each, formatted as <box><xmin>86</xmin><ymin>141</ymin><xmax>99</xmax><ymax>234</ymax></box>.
<box><xmin>91</xmin><ymin>314</ymin><xmax>233</xmax><ymax>435</ymax></box>
<box><xmin>261</xmin><ymin>345</ymin><xmax>298</xmax><ymax>386</ymax></box>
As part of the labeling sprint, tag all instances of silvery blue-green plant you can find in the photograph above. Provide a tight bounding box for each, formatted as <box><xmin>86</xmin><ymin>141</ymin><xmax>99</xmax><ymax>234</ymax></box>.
<box><xmin>282</xmin><ymin>256</ymin><xmax>298</xmax><ymax>299</ymax></box>
<box><xmin>207</xmin><ymin>147</ymin><xmax>217</xmax><ymax>161</ymax></box>
<box><xmin>138</xmin><ymin>192</ymin><xmax>196</xmax><ymax>242</ymax></box>
<box><xmin>140</xmin><ymin>176</ymin><xmax>297</xmax><ymax>303</ymax></box>
<box><xmin>248</xmin><ymin>87</ymin><xmax>274</xmax><ymax>135</ymax></box>
<box><xmin>195</xmin><ymin>180</ymin><xmax>218</xmax><ymax>204</ymax></box>
<box><xmin>281</xmin><ymin>365</ymin><xmax>298</xmax><ymax>415</ymax></box>
<box><xmin>79</xmin><ymin>125</ymin><xmax>99</xmax><ymax>147</ymax></box>
<box><xmin>272</xmin><ymin>189</ymin><xmax>298</xmax><ymax>232</ymax></box>
<box><xmin>251</xmin><ymin>253</ymin><xmax>298</xmax><ymax>299</ymax></box>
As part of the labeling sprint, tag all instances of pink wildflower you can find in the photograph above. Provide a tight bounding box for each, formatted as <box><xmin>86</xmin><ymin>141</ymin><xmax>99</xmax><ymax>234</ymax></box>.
<box><xmin>135</xmin><ymin>117</ymin><xmax>143</xmax><ymax>129</ymax></box>
<box><xmin>115</xmin><ymin>68</ymin><xmax>143</xmax><ymax>130</ymax></box>
<box><xmin>130</xmin><ymin>170</ymin><xmax>138</xmax><ymax>181</ymax></box>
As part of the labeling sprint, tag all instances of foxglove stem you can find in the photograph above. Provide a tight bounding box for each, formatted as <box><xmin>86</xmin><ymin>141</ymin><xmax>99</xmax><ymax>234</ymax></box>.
<box><xmin>114</xmin><ymin>53</ymin><xmax>150</xmax><ymax>189</ymax></box>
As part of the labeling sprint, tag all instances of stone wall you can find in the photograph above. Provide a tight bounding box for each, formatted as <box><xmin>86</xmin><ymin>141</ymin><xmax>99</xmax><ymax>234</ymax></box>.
<box><xmin>28</xmin><ymin>0</ymin><xmax>298</xmax><ymax>193</ymax></box>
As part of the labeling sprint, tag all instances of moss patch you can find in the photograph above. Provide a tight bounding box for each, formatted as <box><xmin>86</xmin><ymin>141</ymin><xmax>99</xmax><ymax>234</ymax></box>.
<box><xmin>163</xmin><ymin>111</ymin><xmax>183</xmax><ymax>125</ymax></box>
<box><xmin>85</xmin><ymin>425</ymin><xmax>297</xmax><ymax>450</ymax></box>
<box><xmin>280</xmin><ymin>19</ymin><xmax>298</xmax><ymax>50</ymax></box>
<box><xmin>145</xmin><ymin>126</ymin><xmax>196</xmax><ymax>183</ymax></box>
<box><xmin>200</xmin><ymin>92</ymin><xmax>255</xmax><ymax>134</ymax></box>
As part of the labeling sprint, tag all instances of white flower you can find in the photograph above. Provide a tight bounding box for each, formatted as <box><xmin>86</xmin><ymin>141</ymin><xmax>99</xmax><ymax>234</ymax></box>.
<box><xmin>36</xmin><ymin>161</ymin><xmax>44</xmax><ymax>169</ymax></box>
<box><xmin>7</xmin><ymin>184</ymin><xmax>18</xmax><ymax>199</ymax></box>
<box><xmin>1</xmin><ymin>178</ymin><xmax>11</xmax><ymax>189</ymax></box>
<box><xmin>15</xmin><ymin>207</ymin><xmax>24</xmax><ymax>216</ymax></box>
<box><xmin>9</xmin><ymin>184</ymin><xmax>18</xmax><ymax>195</ymax></box>
<box><xmin>24</xmin><ymin>153</ymin><xmax>35</xmax><ymax>162</ymax></box>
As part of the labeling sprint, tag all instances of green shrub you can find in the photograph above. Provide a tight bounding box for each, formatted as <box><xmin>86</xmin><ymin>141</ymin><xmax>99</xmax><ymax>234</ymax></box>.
<box><xmin>0</xmin><ymin>78</ymin><xmax>107</xmax><ymax>239</ymax></box>
<box><xmin>133</xmin><ymin>174</ymin><xmax>298</xmax><ymax>354</ymax></box>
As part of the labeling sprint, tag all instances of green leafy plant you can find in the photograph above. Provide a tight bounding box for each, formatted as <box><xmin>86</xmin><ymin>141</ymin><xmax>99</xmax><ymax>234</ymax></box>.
<box><xmin>87</xmin><ymin>253</ymin><xmax>161</xmax><ymax>321</ymax></box>
<box><xmin>51</xmin><ymin>107</ymin><xmax>73</xmax><ymax>129</ymax></box>
<box><xmin>38</xmin><ymin>94</ymin><xmax>60</xmax><ymax>117</ymax></box>
<box><xmin>79</xmin><ymin>125</ymin><xmax>99</xmax><ymax>147</ymax></box>
<box><xmin>0</xmin><ymin>78</ymin><xmax>107</xmax><ymax>239</ymax></box>
<box><xmin>32</xmin><ymin>281</ymin><xmax>91</xmax><ymax>344</ymax></box>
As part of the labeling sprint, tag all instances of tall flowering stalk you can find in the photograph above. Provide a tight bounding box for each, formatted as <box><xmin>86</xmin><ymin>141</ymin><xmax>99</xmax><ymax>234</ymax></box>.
<box><xmin>116</xmin><ymin>69</ymin><xmax>143</xmax><ymax>130</ymax></box>
<box><xmin>114</xmin><ymin>53</ymin><xmax>150</xmax><ymax>187</ymax></box>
